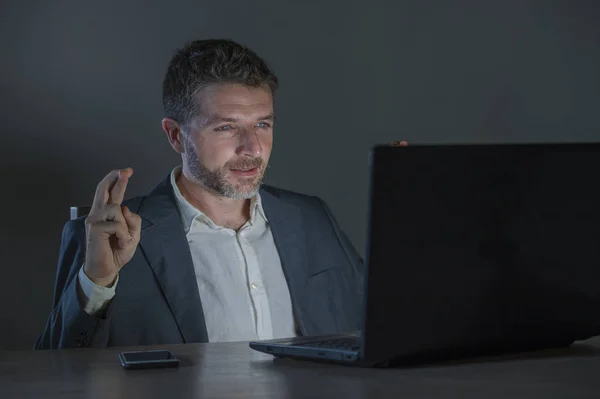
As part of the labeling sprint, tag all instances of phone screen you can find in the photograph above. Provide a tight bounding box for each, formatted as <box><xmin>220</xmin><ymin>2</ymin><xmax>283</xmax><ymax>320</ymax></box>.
<box><xmin>121</xmin><ymin>350</ymin><xmax>174</xmax><ymax>363</ymax></box>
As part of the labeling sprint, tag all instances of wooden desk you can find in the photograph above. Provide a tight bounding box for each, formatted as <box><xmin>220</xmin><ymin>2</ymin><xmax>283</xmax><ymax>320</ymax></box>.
<box><xmin>2</xmin><ymin>337</ymin><xmax>600</xmax><ymax>398</ymax></box>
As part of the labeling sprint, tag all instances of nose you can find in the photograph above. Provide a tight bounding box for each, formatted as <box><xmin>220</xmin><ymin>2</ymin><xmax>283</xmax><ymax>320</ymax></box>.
<box><xmin>236</xmin><ymin>128</ymin><xmax>262</xmax><ymax>157</ymax></box>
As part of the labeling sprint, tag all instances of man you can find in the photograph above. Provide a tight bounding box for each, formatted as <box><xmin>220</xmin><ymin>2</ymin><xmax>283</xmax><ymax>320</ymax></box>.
<box><xmin>36</xmin><ymin>39</ymin><xmax>364</xmax><ymax>349</ymax></box>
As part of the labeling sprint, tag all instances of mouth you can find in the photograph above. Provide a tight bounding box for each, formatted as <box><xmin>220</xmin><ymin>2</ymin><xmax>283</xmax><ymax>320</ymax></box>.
<box><xmin>230</xmin><ymin>167</ymin><xmax>259</xmax><ymax>177</ymax></box>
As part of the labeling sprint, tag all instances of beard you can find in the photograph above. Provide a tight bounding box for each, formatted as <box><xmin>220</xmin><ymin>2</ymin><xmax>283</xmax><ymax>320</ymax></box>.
<box><xmin>183</xmin><ymin>140</ymin><xmax>267</xmax><ymax>200</ymax></box>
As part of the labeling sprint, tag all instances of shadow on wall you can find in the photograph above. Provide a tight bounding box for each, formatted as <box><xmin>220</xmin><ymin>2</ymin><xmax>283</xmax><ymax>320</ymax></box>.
<box><xmin>0</xmin><ymin>137</ymin><xmax>84</xmax><ymax>350</ymax></box>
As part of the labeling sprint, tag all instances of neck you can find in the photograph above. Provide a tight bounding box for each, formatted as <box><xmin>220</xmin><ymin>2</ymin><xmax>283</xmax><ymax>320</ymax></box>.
<box><xmin>176</xmin><ymin>169</ymin><xmax>252</xmax><ymax>230</ymax></box>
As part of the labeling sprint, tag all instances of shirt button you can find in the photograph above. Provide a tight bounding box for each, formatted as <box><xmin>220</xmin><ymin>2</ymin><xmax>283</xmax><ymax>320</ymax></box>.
<box><xmin>251</xmin><ymin>283</ymin><xmax>258</xmax><ymax>289</ymax></box>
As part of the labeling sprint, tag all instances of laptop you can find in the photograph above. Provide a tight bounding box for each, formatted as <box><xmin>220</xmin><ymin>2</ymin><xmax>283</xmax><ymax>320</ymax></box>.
<box><xmin>250</xmin><ymin>143</ymin><xmax>600</xmax><ymax>367</ymax></box>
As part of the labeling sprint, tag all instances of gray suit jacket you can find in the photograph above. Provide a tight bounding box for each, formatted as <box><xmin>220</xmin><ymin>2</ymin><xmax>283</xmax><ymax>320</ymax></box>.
<box><xmin>35</xmin><ymin>176</ymin><xmax>364</xmax><ymax>349</ymax></box>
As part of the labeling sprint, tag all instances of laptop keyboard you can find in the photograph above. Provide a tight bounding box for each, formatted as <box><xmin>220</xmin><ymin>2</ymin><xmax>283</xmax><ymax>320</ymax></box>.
<box><xmin>297</xmin><ymin>337</ymin><xmax>361</xmax><ymax>351</ymax></box>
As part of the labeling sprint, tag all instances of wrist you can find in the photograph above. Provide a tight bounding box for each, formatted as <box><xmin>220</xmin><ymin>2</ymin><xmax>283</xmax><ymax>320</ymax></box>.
<box><xmin>91</xmin><ymin>275</ymin><xmax>118</xmax><ymax>288</ymax></box>
<box><xmin>83</xmin><ymin>267</ymin><xmax>118</xmax><ymax>288</ymax></box>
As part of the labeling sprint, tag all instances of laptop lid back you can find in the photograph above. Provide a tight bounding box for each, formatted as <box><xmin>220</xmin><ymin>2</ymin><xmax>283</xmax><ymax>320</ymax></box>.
<box><xmin>361</xmin><ymin>143</ymin><xmax>600</xmax><ymax>363</ymax></box>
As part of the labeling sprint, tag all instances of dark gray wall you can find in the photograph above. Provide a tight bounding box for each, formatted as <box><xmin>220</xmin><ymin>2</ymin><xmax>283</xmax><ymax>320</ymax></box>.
<box><xmin>1</xmin><ymin>0</ymin><xmax>598</xmax><ymax>349</ymax></box>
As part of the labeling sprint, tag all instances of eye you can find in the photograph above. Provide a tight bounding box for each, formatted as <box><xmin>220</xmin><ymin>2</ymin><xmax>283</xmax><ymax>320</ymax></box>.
<box><xmin>256</xmin><ymin>122</ymin><xmax>271</xmax><ymax>129</ymax></box>
<box><xmin>215</xmin><ymin>125</ymin><xmax>233</xmax><ymax>132</ymax></box>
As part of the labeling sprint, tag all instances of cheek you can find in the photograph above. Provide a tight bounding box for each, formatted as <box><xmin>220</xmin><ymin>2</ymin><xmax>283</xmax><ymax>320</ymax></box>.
<box><xmin>190</xmin><ymin>136</ymin><xmax>234</xmax><ymax>168</ymax></box>
<box><xmin>260</xmin><ymin>133</ymin><xmax>274</xmax><ymax>154</ymax></box>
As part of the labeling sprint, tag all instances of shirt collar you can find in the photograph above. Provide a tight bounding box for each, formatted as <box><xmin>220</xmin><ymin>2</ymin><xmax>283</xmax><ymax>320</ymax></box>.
<box><xmin>170</xmin><ymin>166</ymin><xmax>267</xmax><ymax>233</ymax></box>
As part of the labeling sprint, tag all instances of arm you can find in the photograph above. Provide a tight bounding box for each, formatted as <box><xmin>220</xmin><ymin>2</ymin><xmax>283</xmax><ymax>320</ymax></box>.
<box><xmin>77</xmin><ymin>266</ymin><xmax>118</xmax><ymax>315</ymax></box>
<box><xmin>35</xmin><ymin>168</ymin><xmax>141</xmax><ymax>349</ymax></box>
<box><xmin>34</xmin><ymin>220</ymin><xmax>113</xmax><ymax>349</ymax></box>
<box><xmin>317</xmin><ymin>198</ymin><xmax>365</xmax><ymax>308</ymax></box>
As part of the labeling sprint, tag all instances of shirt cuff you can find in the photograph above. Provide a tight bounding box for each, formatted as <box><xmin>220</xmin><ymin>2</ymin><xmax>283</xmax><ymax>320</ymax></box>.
<box><xmin>77</xmin><ymin>265</ymin><xmax>118</xmax><ymax>316</ymax></box>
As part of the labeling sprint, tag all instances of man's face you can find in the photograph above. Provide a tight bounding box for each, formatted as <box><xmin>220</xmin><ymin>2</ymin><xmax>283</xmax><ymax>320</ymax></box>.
<box><xmin>182</xmin><ymin>83</ymin><xmax>274</xmax><ymax>199</ymax></box>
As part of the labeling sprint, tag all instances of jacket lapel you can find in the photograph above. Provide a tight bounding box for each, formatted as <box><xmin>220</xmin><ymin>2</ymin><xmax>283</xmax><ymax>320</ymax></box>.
<box><xmin>260</xmin><ymin>187</ymin><xmax>311</xmax><ymax>335</ymax></box>
<box><xmin>136</xmin><ymin>176</ymin><xmax>208</xmax><ymax>343</ymax></box>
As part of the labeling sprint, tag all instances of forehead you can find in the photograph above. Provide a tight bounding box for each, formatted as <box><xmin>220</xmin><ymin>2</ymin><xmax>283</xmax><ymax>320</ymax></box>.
<box><xmin>195</xmin><ymin>83</ymin><xmax>273</xmax><ymax>117</ymax></box>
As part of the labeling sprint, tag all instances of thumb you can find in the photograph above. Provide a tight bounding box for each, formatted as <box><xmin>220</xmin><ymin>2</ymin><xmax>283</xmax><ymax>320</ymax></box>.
<box><xmin>122</xmin><ymin>206</ymin><xmax>142</xmax><ymax>240</ymax></box>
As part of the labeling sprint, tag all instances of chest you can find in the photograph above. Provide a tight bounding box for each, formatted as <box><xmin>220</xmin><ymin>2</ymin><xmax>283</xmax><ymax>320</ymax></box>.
<box><xmin>186</xmin><ymin>224</ymin><xmax>283</xmax><ymax>286</ymax></box>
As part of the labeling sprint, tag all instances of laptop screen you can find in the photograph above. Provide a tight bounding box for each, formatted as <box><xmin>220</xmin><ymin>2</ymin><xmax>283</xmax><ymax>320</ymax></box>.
<box><xmin>362</xmin><ymin>143</ymin><xmax>600</xmax><ymax>362</ymax></box>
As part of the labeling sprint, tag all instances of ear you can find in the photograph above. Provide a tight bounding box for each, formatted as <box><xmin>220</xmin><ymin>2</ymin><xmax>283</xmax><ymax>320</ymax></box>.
<box><xmin>162</xmin><ymin>118</ymin><xmax>185</xmax><ymax>154</ymax></box>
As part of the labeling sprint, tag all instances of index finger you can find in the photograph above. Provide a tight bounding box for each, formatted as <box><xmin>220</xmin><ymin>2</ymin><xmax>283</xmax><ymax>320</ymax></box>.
<box><xmin>91</xmin><ymin>168</ymin><xmax>131</xmax><ymax>211</ymax></box>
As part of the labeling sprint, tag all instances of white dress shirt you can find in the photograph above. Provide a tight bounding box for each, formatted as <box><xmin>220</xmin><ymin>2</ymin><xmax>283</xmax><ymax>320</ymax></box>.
<box><xmin>77</xmin><ymin>166</ymin><xmax>298</xmax><ymax>342</ymax></box>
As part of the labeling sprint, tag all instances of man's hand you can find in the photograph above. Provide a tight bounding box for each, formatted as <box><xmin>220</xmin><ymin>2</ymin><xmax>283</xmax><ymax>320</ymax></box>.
<box><xmin>83</xmin><ymin>168</ymin><xmax>142</xmax><ymax>287</ymax></box>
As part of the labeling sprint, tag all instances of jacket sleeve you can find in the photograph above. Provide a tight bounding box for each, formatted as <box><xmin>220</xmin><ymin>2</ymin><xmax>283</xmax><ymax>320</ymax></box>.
<box><xmin>317</xmin><ymin>198</ymin><xmax>365</xmax><ymax>314</ymax></box>
<box><xmin>34</xmin><ymin>220</ymin><xmax>112</xmax><ymax>349</ymax></box>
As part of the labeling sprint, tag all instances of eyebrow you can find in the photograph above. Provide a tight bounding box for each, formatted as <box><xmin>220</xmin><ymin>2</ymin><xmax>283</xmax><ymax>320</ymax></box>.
<box><xmin>205</xmin><ymin>113</ymin><xmax>275</xmax><ymax>125</ymax></box>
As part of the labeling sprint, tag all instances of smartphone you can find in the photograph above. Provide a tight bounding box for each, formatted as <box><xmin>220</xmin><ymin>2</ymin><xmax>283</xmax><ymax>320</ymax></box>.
<box><xmin>118</xmin><ymin>350</ymin><xmax>180</xmax><ymax>370</ymax></box>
